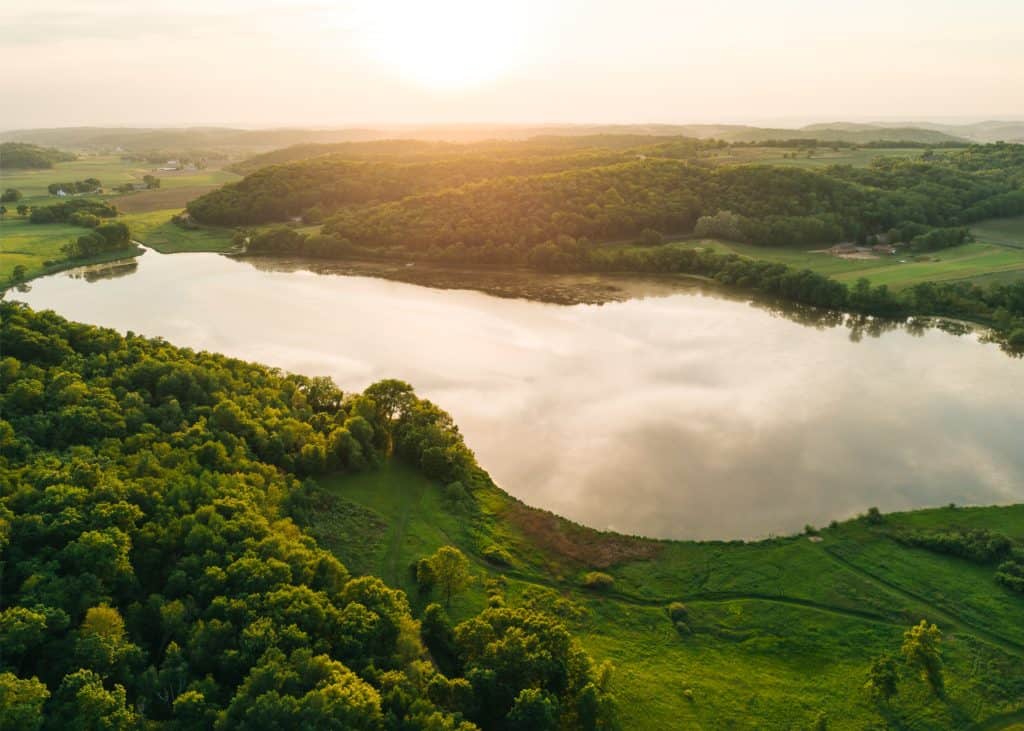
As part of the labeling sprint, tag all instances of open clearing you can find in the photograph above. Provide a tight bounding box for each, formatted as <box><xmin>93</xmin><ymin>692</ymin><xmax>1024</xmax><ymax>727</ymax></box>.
<box><xmin>112</xmin><ymin>185</ymin><xmax>221</xmax><ymax>213</ymax></box>
<box><xmin>123</xmin><ymin>208</ymin><xmax>237</xmax><ymax>253</ymax></box>
<box><xmin>971</xmin><ymin>215</ymin><xmax>1024</xmax><ymax>249</ymax></box>
<box><xmin>310</xmin><ymin>462</ymin><xmax>1024</xmax><ymax>730</ymax></box>
<box><xmin>704</xmin><ymin>146</ymin><xmax>933</xmax><ymax>169</ymax></box>
<box><xmin>664</xmin><ymin>236</ymin><xmax>1024</xmax><ymax>290</ymax></box>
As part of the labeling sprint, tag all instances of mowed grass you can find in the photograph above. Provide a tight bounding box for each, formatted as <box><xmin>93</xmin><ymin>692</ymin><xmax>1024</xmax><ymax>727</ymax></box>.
<box><xmin>309</xmin><ymin>462</ymin><xmax>1024</xmax><ymax>729</ymax></box>
<box><xmin>0</xmin><ymin>216</ymin><xmax>142</xmax><ymax>285</ymax></box>
<box><xmin>123</xmin><ymin>208</ymin><xmax>237</xmax><ymax>253</ymax></box>
<box><xmin>971</xmin><ymin>215</ymin><xmax>1024</xmax><ymax>249</ymax></box>
<box><xmin>662</xmin><ymin>238</ymin><xmax>1024</xmax><ymax>290</ymax></box>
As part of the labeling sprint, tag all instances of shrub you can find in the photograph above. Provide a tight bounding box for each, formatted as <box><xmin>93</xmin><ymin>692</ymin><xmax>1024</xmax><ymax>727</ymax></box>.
<box><xmin>865</xmin><ymin>507</ymin><xmax>883</xmax><ymax>525</ymax></box>
<box><xmin>582</xmin><ymin>572</ymin><xmax>614</xmax><ymax>591</ymax></box>
<box><xmin>415</xmin><ymin>558</ymin><xmax>436</xmax><ymax>592</ymax></box>
<box><xmin>996</xmin><ymin>559</ymin><xmax>1024</xmax><ymax>593</ymax></box>
<box><xmin>667</xmin><ymin>602</ymin><xmax>688</xmax><ymax>621</ymax></box>
<box><xmin>482</xmin><ymin>544</ymin><xmax>513</xmax><ymax>566</ymax></box>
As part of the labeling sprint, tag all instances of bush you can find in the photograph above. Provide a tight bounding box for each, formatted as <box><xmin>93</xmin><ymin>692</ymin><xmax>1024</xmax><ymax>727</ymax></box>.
<box><xmin>582</xmin><ymin>572</ymin><xmax>614</xmax><ymax>591</ymax></box>
<box><xmin>865</xmin><ymin>507</ymin><xmax>883</xmax><ymax>525</ymax></box>
<box><xmin>996</xmin><ymin>559</ymin><xmax>1024</xmax><ymax>593</ymax></box>
<box><xmin>415</xmin><ymin>558</ymin><xmax>436</xmax><ymax>592</ymax></box>
<box><xmin>482</xmin><ymin>544</ymin><xmax>513</xmax><ymax>566</ymax></box>
<box><xmin>667</xmin><ymin>602</ymin><xmax>688</xmax><ymax>621</ymax></box>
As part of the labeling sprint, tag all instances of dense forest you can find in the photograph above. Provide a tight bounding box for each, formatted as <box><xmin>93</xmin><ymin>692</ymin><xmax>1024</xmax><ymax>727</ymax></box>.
<box><xmin>191</xmin><ymin>142</ymin><xmax>1024</xmax><ymax>253</ymax></box>
<box><xmin>0</xmin><ymin>142</ymin><xmax>76</xmax><ymax>170</ymax></box>
<box><xmin>188</xmin><ymin>150</ymin><xmax>644</xmax><ymax>225</ymax></box>
<box><xmin>0</xmin><ymin>303</ymin><xmax>616</xmax><ymax>730</ymax></box>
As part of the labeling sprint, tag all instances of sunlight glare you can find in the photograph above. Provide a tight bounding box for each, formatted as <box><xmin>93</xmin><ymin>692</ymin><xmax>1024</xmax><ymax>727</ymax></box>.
<box><xmin>348</xmin><ymin>0</ymin><xmax>533</xmax><ymax>90</ymax></box>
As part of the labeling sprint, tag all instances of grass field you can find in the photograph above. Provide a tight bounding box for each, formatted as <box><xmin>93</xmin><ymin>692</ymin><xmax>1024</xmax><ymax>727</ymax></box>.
<box><xmin>971</xmin><ymin>215</ymin><xmax>1024</xmax><ymax>250</ymax></box>
<box><xmin>1</xmin><ymin>154</ymin><xmax>239</xmax><ymax>209</ymax></box>
<box><xmin>123</xmin><ymin>208</ymin><xmax>238</xmax><ymax>253</ymax></box>
<box><xmin>660</xmin><ymin>236</ymin><xmax>1024</xmax><ymax>290</ymax></box>
<box><xmin>307</xmin><ymin>462</ymin><xmax>1024</xmax><ymax>730</ymax></box>
<box><xmin>0</xmin><ymin>216</ymin><xmax>143</xmax><ymax>285</ymax></box>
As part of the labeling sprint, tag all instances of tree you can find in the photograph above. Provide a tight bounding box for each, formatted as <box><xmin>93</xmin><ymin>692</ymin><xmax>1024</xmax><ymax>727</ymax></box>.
<box><xmin>0</xmin><ymin>188</ymin><xmax>21</xmax><ymax>203</ymax></box>
<box><xmin>507</xmin><ymin>688</ymin><xmax>559</xmax><ymax>731</ymax></box>
<box><xmin>50</xmin><ymin>669</ymin><xmax>137</xmax><ymax>731</ymax></box>
<box><xmin>75</xmin><ymin>604</ymin><xmax>139</xmax><ymax>675</ymax></box>
<box><xmin>0</xmin><ymin>672</ymin><xmax>49</xmax><ymax>731</ymax></box>
<box><xmin>10</xmin><ymin>265</ymin><xmax>27</xmax><ymax>283</ymax></box>
<box><xmin>16</xmin><ymin>204</ymin><xmax>28</xmax><ymax>217</ymax></box>
<box><xmin>0</xmin><ymin>205</ymin><xmax>6</xmax><ymax>221</ymax></box>
<box><xmin>864</xmin><ymin>653</ymin><xmax>899</xmax><ymax>702</ymax></box>
<box><xmin>425</xmin><ymin>546</ymin><xmax>471</xmax><ymax>607</ymax></box>
<box><xmin>902</xmin><ymin>620</ymin><xmax>944</xmax><ymax>696</ymax></box>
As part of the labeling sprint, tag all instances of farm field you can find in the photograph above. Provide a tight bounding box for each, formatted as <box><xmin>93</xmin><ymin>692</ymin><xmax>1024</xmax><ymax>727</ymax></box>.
<box><xmin>1</xmin><ymin>154</ymin><xmax>239</xmax><ymax>207</ymax></box>
<box><xmin>308</xmin><ymin>462</ymin><xmax>1024</xmax><ymax>730</ymax></box>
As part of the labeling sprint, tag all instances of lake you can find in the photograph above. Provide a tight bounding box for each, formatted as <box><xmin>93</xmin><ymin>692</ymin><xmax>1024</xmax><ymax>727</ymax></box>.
<box><xmin>12</xmin><ymin>248</ymin><xmax>1024</xmax><ymax>540</ymax></box>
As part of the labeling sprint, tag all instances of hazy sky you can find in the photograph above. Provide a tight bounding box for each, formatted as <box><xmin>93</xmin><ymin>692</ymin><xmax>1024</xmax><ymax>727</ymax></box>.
<box><xmin>3</xmin><ymin>0</ymin><xmax>1023</xmax><ymax>129</ymax></box>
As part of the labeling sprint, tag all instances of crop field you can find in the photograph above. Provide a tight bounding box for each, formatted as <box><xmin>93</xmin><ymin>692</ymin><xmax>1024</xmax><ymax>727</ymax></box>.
<box><xmin>309</xmin><ymin>462</ymin><xmax>1024</xmax><ymax>730</ymax></box>
<box><xmin>1</xmin><ymin>155</ymin><xmax>147</xmax><ymax>204</ymax></box>
<box><xmin>1</xmin><ymin>155</ymin><xmax>239</xmax><ymax>207</ymax></box>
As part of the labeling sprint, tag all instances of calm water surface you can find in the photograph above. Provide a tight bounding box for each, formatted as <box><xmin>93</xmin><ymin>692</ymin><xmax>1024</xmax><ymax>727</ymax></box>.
<box><xmin>14</xmin><ymin>249</ymin><xmax>1024</xmax><ymax>540</ymax></box>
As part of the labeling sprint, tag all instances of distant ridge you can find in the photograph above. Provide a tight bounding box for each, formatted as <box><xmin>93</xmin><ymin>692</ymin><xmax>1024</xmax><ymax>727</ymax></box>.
<box><xmin>0</xmin><ymin>121</ymin><xmax>973</xmax><ymax>154</ymax></box>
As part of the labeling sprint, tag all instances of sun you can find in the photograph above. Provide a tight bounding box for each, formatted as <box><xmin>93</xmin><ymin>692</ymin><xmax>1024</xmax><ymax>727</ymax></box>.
<box><xmin>347</xmin><ymin>0</ymin><xmax>532</xmax><ymax>90</ymax></box>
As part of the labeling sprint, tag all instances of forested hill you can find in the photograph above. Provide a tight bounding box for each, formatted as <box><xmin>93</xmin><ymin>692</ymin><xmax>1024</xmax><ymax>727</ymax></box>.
<box><xmin>0</xmin><ymin>142</ymin><xmax>76</xmax><ymax>169</ymax></box>
<box><xmin>315</xmin><ymin>144</ymin><xmax>1024</xmax><ymax>250</ymax></box>
<box><xmin>227</xmin><ymin>134</ymin><xmax>702</xmax><ymax>176</ymax></box>
<box><xmin>190</xmin><ymin>141</ymin><xmax>1024</xmax><ymax>250</ymax></box>
<box><xmin>187</xmin><ymin>148</ymin><xmax>643</xmax><ymax>225</ymax></box>
<box><xmin>0</xmin><ymin>302</ymin><xmax>616</xmax><ymax>730</ymax></box>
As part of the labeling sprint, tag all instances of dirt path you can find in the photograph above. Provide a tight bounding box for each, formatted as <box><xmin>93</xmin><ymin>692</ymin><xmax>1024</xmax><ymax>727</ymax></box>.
<box><xmin>823</xmin><ymin>546</ymin><xmax>1024</xmax><ymax>656</ymax></box>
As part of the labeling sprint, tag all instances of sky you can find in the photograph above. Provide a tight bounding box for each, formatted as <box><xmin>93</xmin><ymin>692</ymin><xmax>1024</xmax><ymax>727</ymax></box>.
<box><xmin>3</xmin><ymin>0</ymin><xmax>1023</xmax><ymax>129</ymax></box>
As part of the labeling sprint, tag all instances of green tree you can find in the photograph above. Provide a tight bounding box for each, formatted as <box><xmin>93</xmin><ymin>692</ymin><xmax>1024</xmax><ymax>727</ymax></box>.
<box><xmin>864</xmin><ymin>653</ymin><xmax>899</xmax><ymax>702</ymax></box>
<box><xmin>902</xmin><ymin>620</ymin><xmax>944</xmax><ymax>696</ymax></box>
<box><xmin>50</xmin><ymin>669</ymin><xmax>137</xmax><ymax>731</ymax></box>
<box><xmin>507</xmin><ymin>687</ymin><xmax>559</xmax><ymax>730</ymax></box>
<box><xmin>426</xmin><ymin>546</ymin><xmax>472</xmax><ymax>607</ymax></box>
<box><xmin>0</xmin><ymin>672</ymin><xmax>49</xmax><ymax>731</ymax></box>
<box><xmin>0</xmin><ymin>188</ymin><xmax>21</xmax><ymax>203</ymax></box>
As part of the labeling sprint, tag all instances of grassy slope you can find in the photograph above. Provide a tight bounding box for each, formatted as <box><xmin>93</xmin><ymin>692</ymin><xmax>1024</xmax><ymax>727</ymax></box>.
<box><xmin>307</xmin><ymin>463</ymin><xmax>1024</xmax><ymax>730</ymax></box>
<box><xmin>123</xmin><ymin>208</ymin><xmax>237</xmax><ymax>253</ymax></box>
<box><xmin>657</xmin><ymin>235</ymin><xmax>1024</xmax><ymax>291</ymax></box>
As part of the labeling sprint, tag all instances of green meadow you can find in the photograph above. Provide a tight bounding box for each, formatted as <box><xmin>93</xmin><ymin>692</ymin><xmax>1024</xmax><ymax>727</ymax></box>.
<box><xmin>663</xmin><ymin>235</ymin><xmax>1024</xmax><ymax>290</ymax></box>
<box><xmin>123</xmin><ymin>208</ymin><xmax>238</xmax><ymax>253</ymax></box>
<box><xmin>306</xmin><ymin>462</ymin><xmax>1024</xmax><ymax>730</ymax></box>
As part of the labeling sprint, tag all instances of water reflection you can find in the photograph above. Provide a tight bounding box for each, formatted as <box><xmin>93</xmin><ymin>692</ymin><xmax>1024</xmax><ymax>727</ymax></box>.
<box><xmin>68</xmin><ymin>259</ymin><xmax>140</xmax><ymax>283</ymax></box>
<box><xmin>12</xmin><ymin>249</ymin><xmax>1024</xmax><ymax>540</ymax></box>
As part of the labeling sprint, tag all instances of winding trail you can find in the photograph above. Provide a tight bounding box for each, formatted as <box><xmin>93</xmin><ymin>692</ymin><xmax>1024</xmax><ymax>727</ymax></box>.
<box><xmin>823</xmin><ymin>546</ymin><xmax>1024</xmax><ymax>657</ymax></box>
